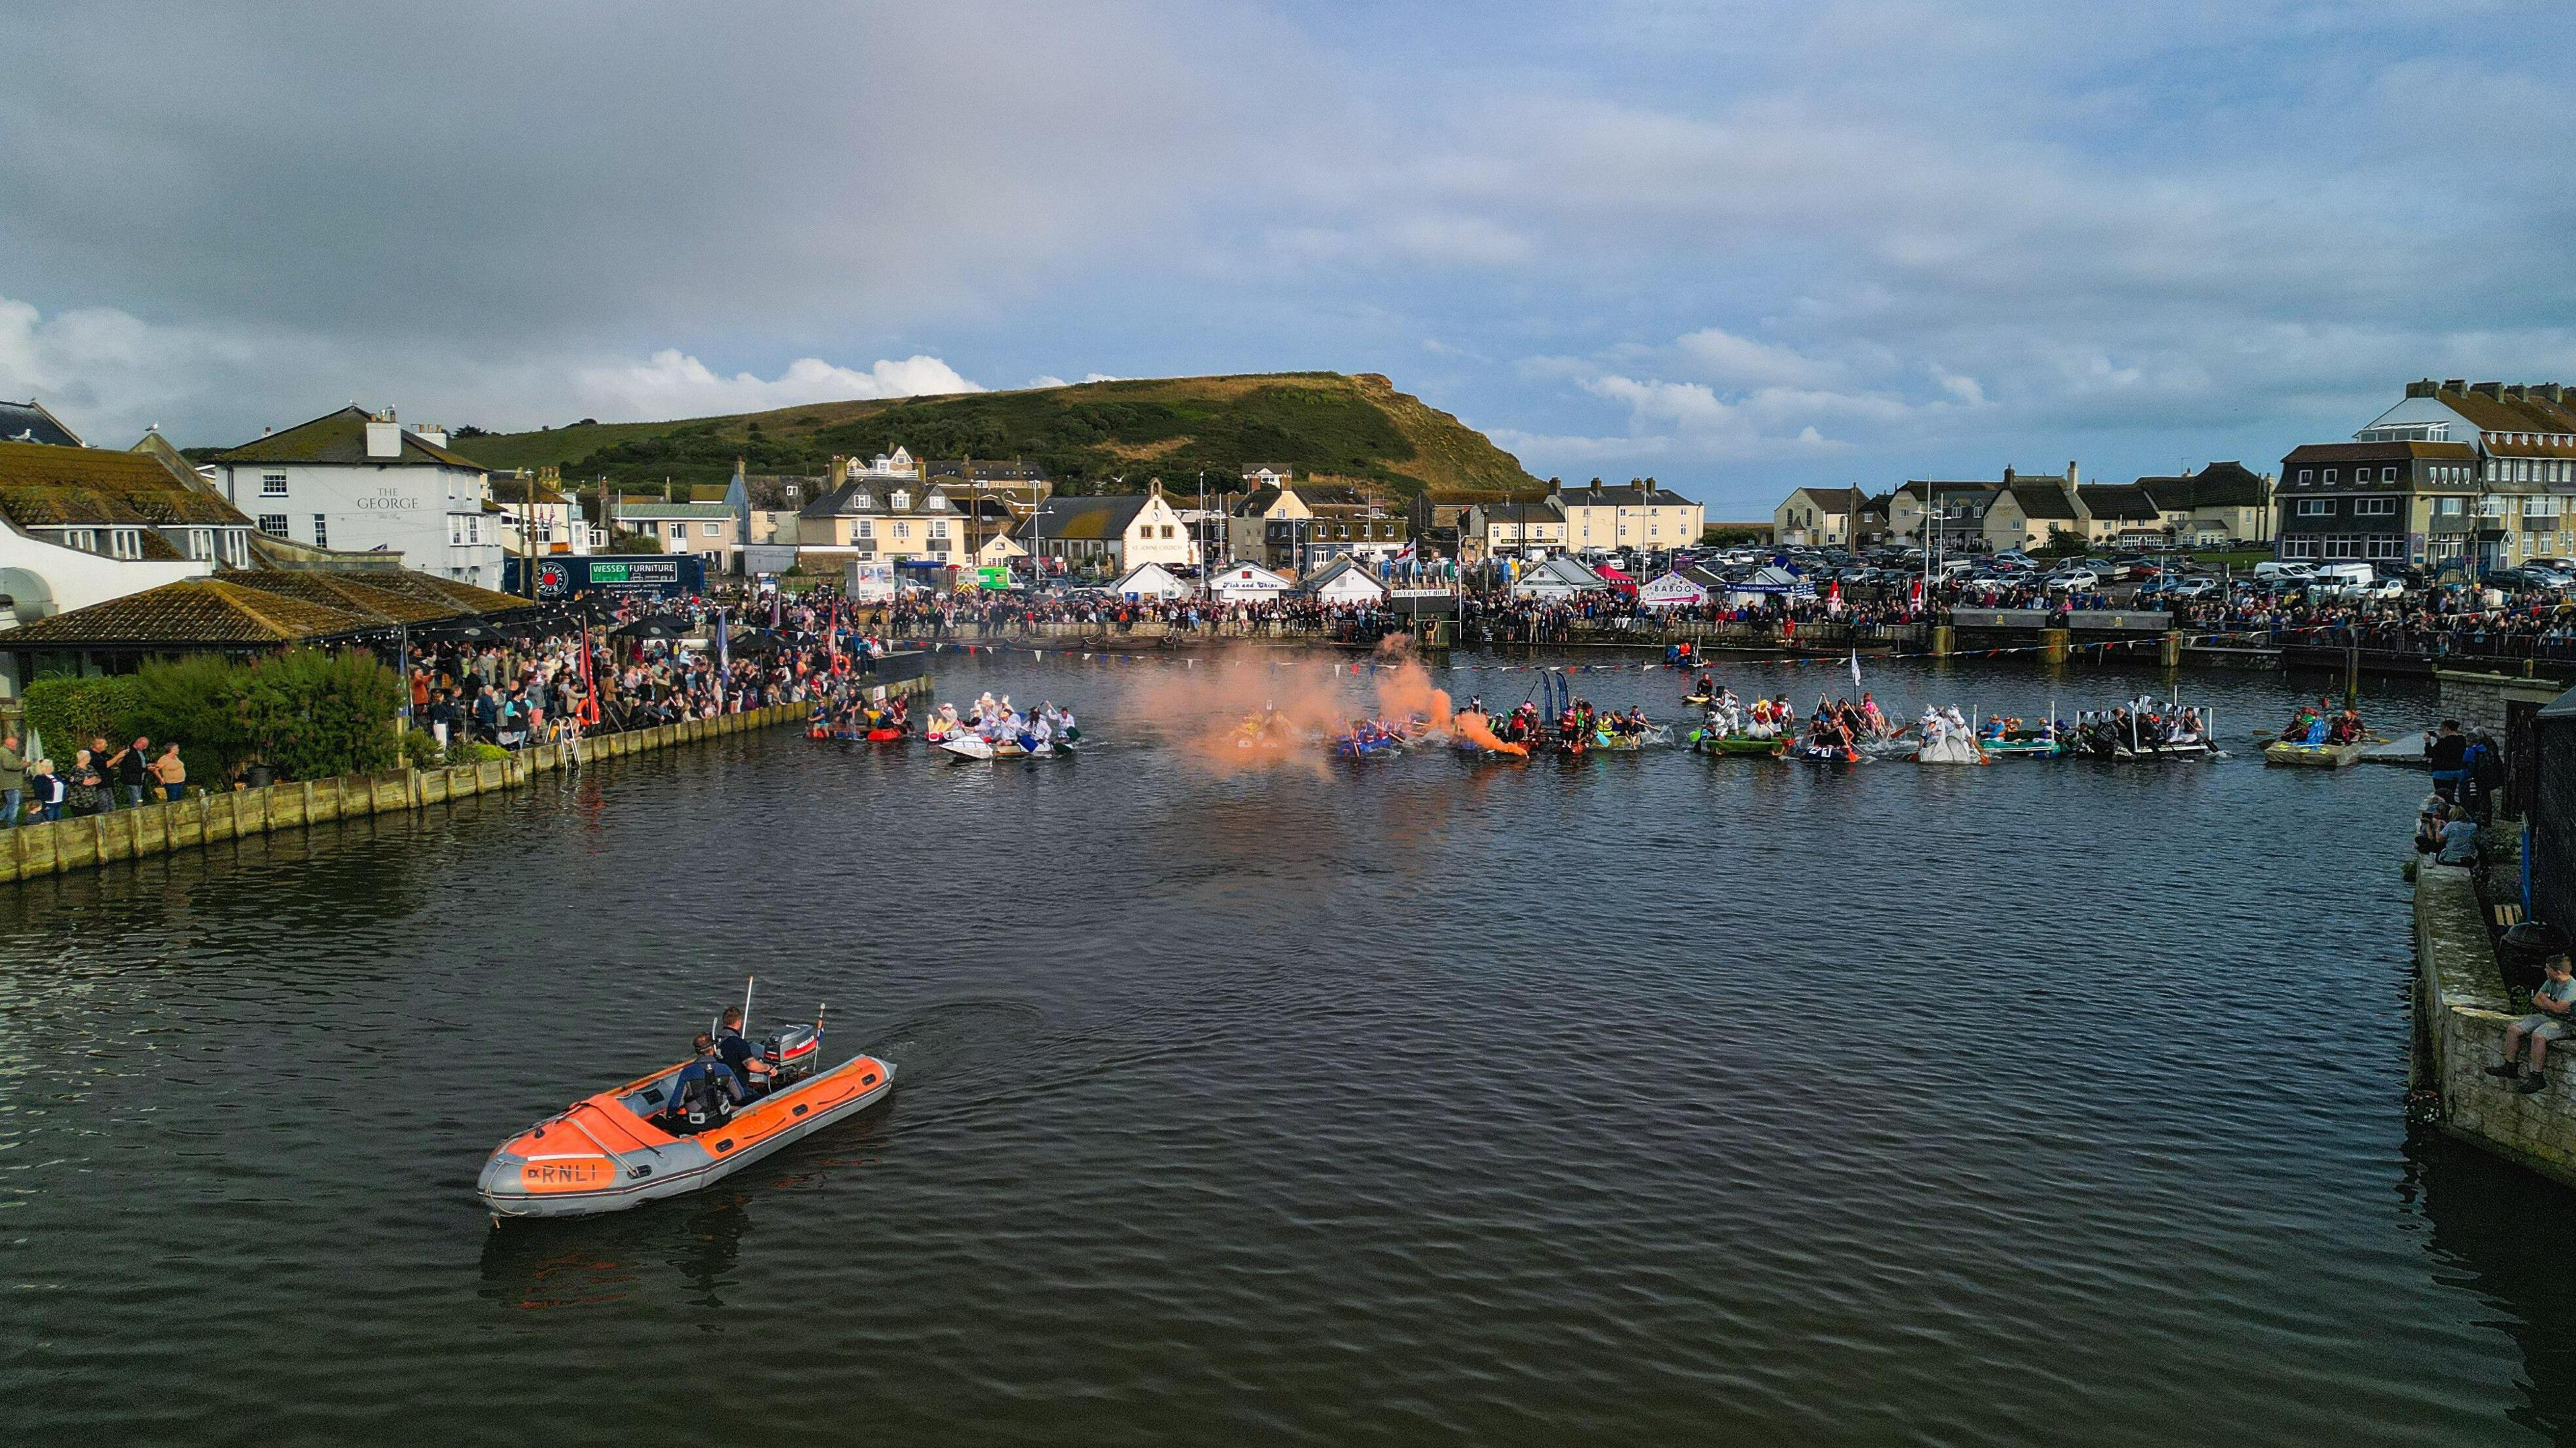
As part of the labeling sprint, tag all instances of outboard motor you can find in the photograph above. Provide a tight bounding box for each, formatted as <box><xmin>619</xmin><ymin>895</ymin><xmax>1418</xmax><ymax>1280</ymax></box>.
<box><xmin>765</xmin><ymin>1024</ymin><xmax>822</xmax><ymax>1087</ymax></box>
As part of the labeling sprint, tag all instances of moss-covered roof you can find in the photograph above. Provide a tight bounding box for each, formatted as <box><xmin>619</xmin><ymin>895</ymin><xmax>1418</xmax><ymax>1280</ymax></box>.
<box><xmin>0</xmin><ymin>579</ymin><xmax>376</xmax><ymax>647</ymax></box>
<box><xmin>213</xmin><ymin>569</ymin><xmax>448</xmax><ymax>624</ymax></box>
<box><xmin>0</xmin><ymin>439</ymin><xmax>255</xmax><ymax>535</ymax></box>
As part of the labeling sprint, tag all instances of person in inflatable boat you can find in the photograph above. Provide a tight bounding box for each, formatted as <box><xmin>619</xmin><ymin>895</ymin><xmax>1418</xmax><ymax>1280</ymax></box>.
<box><xmin>666</xmin><ymin>1033</ymin><xmax>749</xmax><ymax>1128</ymax></box>
<box><xmin>714</xmin><ymin>1007</ymin><xmax>775</xmax><ymax>1099</ymax></box>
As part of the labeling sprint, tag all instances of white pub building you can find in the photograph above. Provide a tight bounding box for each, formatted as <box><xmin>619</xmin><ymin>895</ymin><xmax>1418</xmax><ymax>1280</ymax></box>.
<box><xmin>207</xmin><ymin>406</ymin><xmax>505</xmax><ymax>588</ymax></box>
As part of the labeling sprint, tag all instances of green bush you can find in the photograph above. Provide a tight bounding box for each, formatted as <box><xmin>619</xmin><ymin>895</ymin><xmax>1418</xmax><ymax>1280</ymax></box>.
<box><xmin>396</xmin><ymin>730</ymin><xmax>446</xmax><ymax>769</ymax></box>
<box><xmin>20</xmin><ymin>675</ymin><xmax>141</xmax><ymax>759</ymax></box>
<box><xmin>464</xmin><ymin>742</ymin><xmax>511</xmax><ymax>763</ymax></box>
<box><xmin>238</xmin><ymin>650</ymin><xmax>403</xmax><ymax>780</ymax></box>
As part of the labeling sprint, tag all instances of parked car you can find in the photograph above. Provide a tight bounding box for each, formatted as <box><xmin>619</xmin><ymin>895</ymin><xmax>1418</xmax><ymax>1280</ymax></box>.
<box><xmin>2165</xmin><ymin>577</ymin><xmax>2221</xmax><ymax>600</ymax></box>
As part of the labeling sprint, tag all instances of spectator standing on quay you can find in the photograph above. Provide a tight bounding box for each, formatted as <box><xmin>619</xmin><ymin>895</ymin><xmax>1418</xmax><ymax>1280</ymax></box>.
<box><xmin>90</xmin><ymin>735</ymin><xmax>119</xmax><ymax>810</ymax></box>
<box><xmin>0</xmin><ymin>730</ymin><xmax>23</xmax><ymax>828</ymax></box>
<box><xmin>152</xmin><ymin>742</ymin><xmax>186</xmax><ymax>801</ymax></box>
<box><xmin>66</xmin><ymin>748</ymin><xmax>103</xmax><ymax>817</ymax></box>
<box><xmin>27</xmin><ymin>759</ymin><xmax>62</xmax><ymax>820</ymax></box>
<box><xmin>115</xmin><ymin>735</ymin><xmax>152</xmax><ymax>809</ymax></box>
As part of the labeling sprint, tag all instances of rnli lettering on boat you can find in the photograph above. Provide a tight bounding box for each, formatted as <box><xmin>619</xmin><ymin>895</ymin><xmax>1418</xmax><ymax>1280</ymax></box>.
<box><xmin>523</xmin><ymin>1157</ymin><xmax>614</xmax><ymax>1190</ymax></box>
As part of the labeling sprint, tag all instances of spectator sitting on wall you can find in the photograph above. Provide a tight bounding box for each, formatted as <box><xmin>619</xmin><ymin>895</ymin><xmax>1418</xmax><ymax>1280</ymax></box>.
<box><xmin>2489</xmin><ymin>954</ymin><xmax>2576</xmax><ymax>1094</ymax></box>
<box><xmin>2435</xmin><ymin>807</ymin><xmax>2481</xmax><ymax>866</ymax></box>
<box><xmin>2414</xmin><ymin>795</ymin><xmax>2448</xmax><ymax>854</ymax></box>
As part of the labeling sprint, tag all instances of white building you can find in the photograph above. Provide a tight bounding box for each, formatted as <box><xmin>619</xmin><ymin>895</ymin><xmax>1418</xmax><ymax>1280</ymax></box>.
<box><xmin>1109</xmin><ymin>561</ymin><xmax>1192</xmax><ymax>600</ymax></box>
<box><xmin>208</xmin><ymin>406</ymin><xmax>505</xmax><ymax>588</ymax></box>
<box><xmin>1301</xmin><ymin>557</ymin><xmax>1387</xmax><ymax>605</ymax></box>
<box><xmin>1206</xmin><ymin>561</ymin><xmax>1295</xmax><ymax>602</ymax></box>
<box><xmin>1024</xmin><ymin>486</ymin><xmax>1194</xmax><ymax>573</ymax></box>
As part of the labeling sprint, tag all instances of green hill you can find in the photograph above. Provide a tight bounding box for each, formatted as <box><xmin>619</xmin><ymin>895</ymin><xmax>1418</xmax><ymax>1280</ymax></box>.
<box><xmin>443</xmin><ymin>372</ymin><xmax>1541</xmax><ymax>500</ymax></box>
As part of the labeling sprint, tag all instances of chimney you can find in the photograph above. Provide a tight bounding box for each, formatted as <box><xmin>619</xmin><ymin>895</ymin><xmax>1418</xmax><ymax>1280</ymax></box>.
<box><xmin>2504</xmin><ymin>385</ymin><xmax>2528</xmax><ymax>401</ymax></box>
<box><xmin>2002</xmin><ymin>465</ymin><xmax>2017</xmax><ymax>484</ymax></box>
<box><xmin>2067</xmin><ymin>461</ymin><xmax>2078</xmax><ymax>487</ymax></box>
<box><xmin>365</xmin><ymin>408</ymin><xmax>401</xmax><ymax>459</ymax></box>
<box><xmin>2472</xmin><ymin>382</ymin><xmax>2503</xmax><ymax>400</ymax></box>
<box><xmin>2406</xmin><ymin>378</ymin><xmax>2437</xmax><ymax>398</ymax></box>
<box><xmin>829</xmin><ymin>455</ymin><xmax>849</xmax><ymax>486</ymax></box>
<box><xmin>2445</xmin><ymin>380</ymin><xmax>2467</xmax><ymax>392</ymax></box>
<box><xmin>2534</xmin><ymin>384</ymin><xmax>2565</xmax><ymax>404</ymax></box>
<box><xmin>414</xmin><ymin>423</ymin><xmax>447</xmax><ymax>448</ymax></box>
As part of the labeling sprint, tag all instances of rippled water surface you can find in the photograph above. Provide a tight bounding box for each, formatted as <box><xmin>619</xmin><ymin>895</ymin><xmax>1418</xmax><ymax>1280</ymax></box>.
<box><xmin>4</xmin><ymin>651</ymin><xmax>2569</xmax><ymax>1445</ymax></box>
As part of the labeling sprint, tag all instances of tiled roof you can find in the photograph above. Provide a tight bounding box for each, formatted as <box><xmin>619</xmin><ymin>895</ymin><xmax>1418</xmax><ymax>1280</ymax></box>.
<box><xmin>1234</xmin><ymin>486</ymin><xmax>1284</xmax><ymax>517</ymax></box>
<box><xmin>1784</xmin><ymin>486</ymin><xmax>1866</xmax><ymax>515</ymax></box>
<box><xmin>1028</xmin><ymin>495</ymin><xmax>1149</xmax><ymax>541</ymax></box>
<box><xmin>343</xmin><ymin>569</ymin><xmax>533</xmax><ymax>615</ymax></box>
<box><xmin>2005</xmin><ymin>483</ymin><xmax>2078</xmax><ymax>520</ymax></box>
<box><xmin>2076</xmin><ymin>484</ymin><xmax>2160</xmax><ymax>522</ymax></box>
<box><xmin>608</xmin><ymin>500</ymin><xmax>733</xmax><ymax>519</ymax></box>
<box><xmin>208</xmin><ymin>407</ymin><xmax>485</xmax><ymax>469</ymax></box>
<box><xmin>1</xmin><ymin>579</ymin><xmax>378</xmax><ymax>646</ymax></box>
<box><xmin>0</xmin><ymin>400</ymin><xmax>82</xmax><ymax>447</ymax></box>
<box><xmin>2284</xmin><ymin>441</ymin><xmax>2476</xmax><ymax>462</ymax></box>
<box><xmin>1563</xmin><ymin>482</ymin><xmax>1703</xmax><ymax>508</ymax></box>
<box><xmin>214</xmin><ymin>569</ymin><xmax>454</xmax><ymax>624</ymax></box>
<box><xmin>2141</xmin><ymin>461</ymin><xmax>2271</xmax><ymax>509</ymax></box>
<box><xmin>2426</xmin><ymin>383</ymin><xmax>2576</xmax><ymax>439</ymax></box>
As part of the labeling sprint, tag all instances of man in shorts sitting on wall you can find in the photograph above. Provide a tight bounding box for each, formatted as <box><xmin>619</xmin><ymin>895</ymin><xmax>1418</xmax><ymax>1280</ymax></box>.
<box><xmin>2489</xmin><ymin>955</ymin><xmax>2576</xmax><ymax>1095</ymax></box>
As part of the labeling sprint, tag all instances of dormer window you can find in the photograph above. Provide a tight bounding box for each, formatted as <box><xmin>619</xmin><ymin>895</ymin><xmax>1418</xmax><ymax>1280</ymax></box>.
<box><xmin>852</xmin><ymin>491</ymin><xmax>872</xmax><ymax>510</ymax></box>
<box><xmin>891</xmin><ymin>490</ymin><xmax>911</xmax><ymax>511</ymax></box>
<box><xmin>188</xmin><ymin>528</ymin><xmax>215</xmax><ymax>560</ymax></box>
<box><xmin>64</xmin><ymin>528</ymin><xmax>97</xmax><ymax>552</ymax></box>
<box><xmin>927</xmin><ymin>492</ymin><xmax>950</xmax><ymax>510</ymax></box>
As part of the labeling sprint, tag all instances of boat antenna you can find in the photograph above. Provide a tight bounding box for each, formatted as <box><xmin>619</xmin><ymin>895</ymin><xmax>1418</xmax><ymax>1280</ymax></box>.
<box><xmin>816</xmin><ymin>1001</ymin><xmax>828</xmax><ymax>1040</ymax></box>
<box><xmin>741</xmin><ymin>975</ymin><xmax>757</xmax><ymax>1036</ymax></box>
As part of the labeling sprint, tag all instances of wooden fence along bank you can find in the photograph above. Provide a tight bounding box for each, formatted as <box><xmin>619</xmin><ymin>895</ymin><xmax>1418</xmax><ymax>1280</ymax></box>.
<box><xmin>0</xmin><ymin>675</ymin><xmax>930</xmax><ymax>885</ymax></box>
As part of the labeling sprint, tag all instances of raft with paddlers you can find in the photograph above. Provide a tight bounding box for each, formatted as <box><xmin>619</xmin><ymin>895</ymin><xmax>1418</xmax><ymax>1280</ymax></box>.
<box><xmin>1689</xmin><ymin>729</ymin><xmax>1784</xmax><ymax>757</ymax></box>
<box><xmin>478</xmin><ymin>983</ymin><xmax>894</xmax><ymax>1221</ymax></box>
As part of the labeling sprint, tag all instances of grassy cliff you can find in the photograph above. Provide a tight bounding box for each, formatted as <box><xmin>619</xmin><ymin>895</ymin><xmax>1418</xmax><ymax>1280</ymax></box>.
<box><xmin>444</xmin><ymin>372</ymin><xmax>1540</xmax><ymax>500</ymax></box>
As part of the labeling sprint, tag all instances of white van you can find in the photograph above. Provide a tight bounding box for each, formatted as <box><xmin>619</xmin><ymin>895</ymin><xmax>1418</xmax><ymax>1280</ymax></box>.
<box><xmin>2253</xmin><ymin>560</ymin><xmax>2316</xmax><ymax>582</ymax></box>
<box><xmin>2307</xmin><ymin>562</ymin><xmax>2376</xmax><ymax>594</ymax></box>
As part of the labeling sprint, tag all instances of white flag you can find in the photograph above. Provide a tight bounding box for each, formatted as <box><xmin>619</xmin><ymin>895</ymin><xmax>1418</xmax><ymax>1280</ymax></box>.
<box><xmin>1849</xmin><ymin>648</ymin><xmax>1862</xmax><ymax>687</ymax></box>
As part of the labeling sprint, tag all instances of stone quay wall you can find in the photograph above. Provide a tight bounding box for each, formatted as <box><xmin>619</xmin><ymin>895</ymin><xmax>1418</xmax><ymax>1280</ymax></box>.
<box><xmin>2414</xmin><ymin>860</ymin><xmax>2576</xmax><ymax>1186</ymax></box>
<box><xmin>0</xmin><ymin>674</ymin><xmax>930</xmax><ymax>885</ymax></box>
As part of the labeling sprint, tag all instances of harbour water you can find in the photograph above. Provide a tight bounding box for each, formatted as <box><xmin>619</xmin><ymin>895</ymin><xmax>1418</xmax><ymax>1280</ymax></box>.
<box><xmin>3</xmin><ymin>652</ymin><xmax>2567</xmax><ymax>1445</ymax></box>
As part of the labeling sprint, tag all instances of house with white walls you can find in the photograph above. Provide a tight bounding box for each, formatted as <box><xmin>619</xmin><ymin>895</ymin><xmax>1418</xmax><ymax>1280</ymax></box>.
<box><xmin>205</xmin><ymin>406</ymin><xmax>506</xmax><ymax>588</ymax></box>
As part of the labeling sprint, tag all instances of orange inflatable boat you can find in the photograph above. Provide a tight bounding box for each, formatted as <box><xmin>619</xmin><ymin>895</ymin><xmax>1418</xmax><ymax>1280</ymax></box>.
<box><xmin>478</xmin><ymin>1021</ymin><xmax>894</xmax><ymax>1221</ymax></box>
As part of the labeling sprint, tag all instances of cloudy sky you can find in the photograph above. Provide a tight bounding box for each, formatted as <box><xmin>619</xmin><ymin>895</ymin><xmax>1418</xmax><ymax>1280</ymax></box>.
<box><xmin>3</xmin><ymin>1</ymin><xmax>2569</xmax><ymax>514</ymax></box>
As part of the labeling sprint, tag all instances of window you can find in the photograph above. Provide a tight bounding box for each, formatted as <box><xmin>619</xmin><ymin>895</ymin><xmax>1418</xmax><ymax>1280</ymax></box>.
<box><xmin>2528</xmin><ymin>496</ymin><xmax>2563</xmax><ymax>517</ymax></box>
<box><xmin>225</xmin><ymin>531</ymin><xmax>248</xmax><ymax>567</ymax></box>
<box><xmin>856</xmin><ymin>519</ymin><xmax>873</xmax><ymax>540</ymax></box>
<box><xmin>2279</xmin><ymin>535</ymin><xmax>2318</xmax><ymax>559</ymax></box>
<box><xmin>2352</xmin><ymin>497</ymin><xmax>2397</xmax><ymax>516</ymax></box>
<box><xmin>667</xmin><ymin>522</ymin><xmax>687</xmax><ymax>540</ymax></box>
<box><xmin>2438</xmin><ymin>496</ymin><xmax>2465</xmax><ymax>515</ymax></box>
<box><xmin>2479</xmin><ymin>497</ymin><xmax>2506</xmax><ymax>518</ymax></box>
<box><xmin>701</xmin><ymin>521</ymin><xmax>720</xmax><ymax>537</ymax></box>
<box><xmin>1160</xmin><ymin>524</ymin><xmax>1175</xmax><ymax>539</ymax></box>
<box><xmin>2296</xmin><ymin>499</ymin><xmax>2332</xmax><ymax>516</ymax></box>
<box><xmin>2381</xmin><ymin>466</ymin><xmax>2398</xmax><ymax>482</ymax></box>
<box><xmin>2298</xmin><ymin>468</ymin><xmax>2313</xmax><ymax>484</ymax></box>
<box><xmin>260</xmin><ymin>514</ymin><xmax>290</xmax><ymax>538</ymax></box>
<box><xmin>2323</xmin><ymin>535</ymin><xmax>2361</xmax><ymax>559</ymax></box>
<box><xmin>929</xmin><ymin>519</ymin><xmax>949</xmax><ymax>541</ymax></box>
<box><xmin>107</xmin><ymin>528</ymin><xmax>142</xmax><ymax>559</ymax></box>
<box><xmin>261</xmin><ymin>471</ymin><xmax>288</xmax><ymax>496</ymax></box>
<box><xmin>2367</xmin><ymin>535</ymin><xmax>2404</xmax><ymax>559</ymax></box>
<box><xmin>187</xmin><ymin>528</ymin><xmax>214</xmax><ymax>560</ymax></box>
<box><xmin>893</xmin><ymin>521</ymin><xmax>910</xmax><ymax>541</ymax></box>
<box><xmin>311</xmin><ymin>514</ymin><xmax>328</xmax><ymax>548</ymax></box>
<box><xmin>449</xmin><ymin>516</ymin><xmax>462</xmax><ymax>545</ymax></box>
